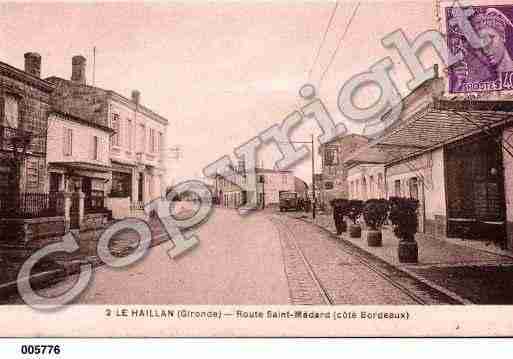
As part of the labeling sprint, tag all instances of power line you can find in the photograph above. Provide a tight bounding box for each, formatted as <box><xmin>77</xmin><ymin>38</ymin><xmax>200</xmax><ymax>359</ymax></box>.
<box><xmin>318</xmin><ymin>1</ymin><xmax>361</xmax><ymax>89</ymax></box>
<box><xmin>308</xmin><ymin>1</ymin><xmax>339</xmax><ymax>82</ymax></box>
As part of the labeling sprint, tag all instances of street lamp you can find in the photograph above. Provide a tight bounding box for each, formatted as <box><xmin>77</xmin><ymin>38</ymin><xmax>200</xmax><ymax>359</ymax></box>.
<box><xmin>7</xmin><ymin>128</ymin><xmax>33</xmax><ymax>213</ymax></box>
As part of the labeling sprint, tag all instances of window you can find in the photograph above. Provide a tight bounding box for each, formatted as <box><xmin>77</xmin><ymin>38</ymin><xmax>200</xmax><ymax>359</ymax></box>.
<box><xmin>150</xmin><ymin>128</ymin><xmax>156</xmax><ymax>153</ymax></box>
<box><xmin>92</xmin><ymin>136</ymin><xmax>99</xmax><ymax>160</ymax></box>
<box><xmin>4</xmin><ymin>94</ymin><xmax>19</xmax><ymax>128</ymax></box>
<box><xmin>158</xmin><ymin>132</ymin><xmax>163</xmax><ymax>153</ymax></box>
<box><xmin>394</xmin><ymin>180</ymin><xmax>401</xmax><ymax>197</ymax></box>
<box><xmin>377</xmin><ymin>173</ymin><xmax>384</xmax><ymax>198</ymax></box>
<box><xmin>324</xmin><ymin>181</ymin><xmax>334</xmax><ymax>190</ymax></box>
<box><xmin>409</xmin><ymin>177</ymin><xmax>419</xmax><ymax>200</ymax></box>
<box><xmin>324</xmin><ymin>147</ymin><xmax>338</xmax><ymax>166</ymax></box>
<box><xmin>127</xmin><ymin>120</ymin><xmax>133</xmax><ymax>150</ymax></box>
<box><xmin>282</xmin><ymin>174</ymin><xmax>287</xmax><ymax>184</ymax></box>
<box><xmin>63</xmin><ymin>128</ymin><xmax>73</xmax><ymax>156</ymax></box>
<box><xmin>138</xmin><ymin>124</ymin><xmax>145</xmax><ymax>152</ymax></box>
<box><xmin>111</xmin><ymin>113</ymin><xmax>120</xmax><ymax>147</ymax></box>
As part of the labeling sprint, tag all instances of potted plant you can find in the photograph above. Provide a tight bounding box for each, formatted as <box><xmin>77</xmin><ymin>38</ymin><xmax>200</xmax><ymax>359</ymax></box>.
<box><xmin>330</xmin><ymin>198</ymin><xmax>349</xmax><ymax>235</ymax></box>
<box><xmin>346</xmin><ymin>200</ymin><xmax>364</xmax><ymax>238</ymax></box>
<box><xmin>389</xmin><ymin>197</ymin><xmax>419</xmax><ymax>263</ymax></box>
<box><xmin>363</xmin><ymin>199</ymin><xmax>389</xmax><ymax>247</ymax></box>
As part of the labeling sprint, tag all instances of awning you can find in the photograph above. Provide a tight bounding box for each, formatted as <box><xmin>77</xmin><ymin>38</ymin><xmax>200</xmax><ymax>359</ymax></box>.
<box><xmin>345</xmin><ymin>100</ymin><xmax>513</xmax><ymax>165</ymax></box>
<box><xmin>49</xmin><ymin>161</ymin><xmax>113</xmax><ymax>173</ymax></box>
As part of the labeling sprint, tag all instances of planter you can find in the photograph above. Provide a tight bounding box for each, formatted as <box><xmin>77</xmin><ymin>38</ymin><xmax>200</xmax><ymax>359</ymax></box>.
<box><xmin>366</xmin><ymin>229</ymin><xmax>382</xmax><ymax>247</ymax></box>
<box><xmin>349</xmin><ymin>224</ymin><xmax>361</xmax><ymax>238</ymax></box>
<box><xmin>398</xmin><ymin>240</ymin><xmax>418</xmax><ymax>263</ymax></box>
<box><xmin>334</xmin><ymin>218</ymin><xmax>347</xmax><ymax>235</ymax></box>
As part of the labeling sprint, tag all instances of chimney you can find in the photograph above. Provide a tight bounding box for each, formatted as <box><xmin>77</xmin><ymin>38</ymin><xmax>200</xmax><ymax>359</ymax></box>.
<box><xmin>71</xmin><ymin>55</ymin><xmax>87</xmax><ymax>84</ymax></box>
<box><xmin>131</xmin><ymin>90</ymin><xmax>140</xmax><ymax>105</ymax></box>
<box><xmin>24</xmin><ymin>52</ymin><xmax>41</xmax><ymax>78</ymax></box>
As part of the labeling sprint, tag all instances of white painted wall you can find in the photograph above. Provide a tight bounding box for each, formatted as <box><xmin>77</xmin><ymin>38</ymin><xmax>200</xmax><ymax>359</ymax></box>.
<box><xmin>47</xmin><ymin>113</ymin><xmax>110</xmax><ymax>167</ymax></box>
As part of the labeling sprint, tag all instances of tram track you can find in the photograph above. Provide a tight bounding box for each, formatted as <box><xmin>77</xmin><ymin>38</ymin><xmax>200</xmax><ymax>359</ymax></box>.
<box><xmin>272</xmin><ymin>214</ymin><xmax>459</xmax><ymax>305</ymax></box>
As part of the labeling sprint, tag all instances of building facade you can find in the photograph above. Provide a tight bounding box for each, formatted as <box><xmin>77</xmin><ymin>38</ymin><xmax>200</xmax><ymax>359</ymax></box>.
<box><xmin>343</xmin><ymin>71</ymin><xmax>513</xmax><ymax>249</ymax></box>
<box><xmin>47</xmin><ymin>55</ymin><xmax>168</xmax><ymax>213</ymax></box>
<box><xmin>214</xmin><ymin>168</ymin><xmax>298</xmax><ymax>208</ymax></box>
<box><xmin>318</xmin><ymin>134</ymin><xmax>370</xmax><ymax>206</ymax></box>
<box><xmin>0</xmin><ymin>53</ymin><xmax>54</xmax><ymax>196</ymax></box>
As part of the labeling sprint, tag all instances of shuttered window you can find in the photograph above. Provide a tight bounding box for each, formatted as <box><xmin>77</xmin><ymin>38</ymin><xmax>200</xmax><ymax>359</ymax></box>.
<box><xmin>63</xmin><ymin>128</ymin><xmax>73</xmax><ymax>156</ymax></box>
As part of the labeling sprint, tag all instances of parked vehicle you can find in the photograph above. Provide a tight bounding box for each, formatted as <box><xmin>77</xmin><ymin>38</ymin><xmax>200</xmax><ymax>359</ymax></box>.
<box><xmin>279</xmin><ymin>191</ymin><xmax>299</xmax><ymax>212</ymax></box>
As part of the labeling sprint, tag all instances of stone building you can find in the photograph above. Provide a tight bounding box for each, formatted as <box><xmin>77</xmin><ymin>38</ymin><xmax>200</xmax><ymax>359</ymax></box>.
<box><xmin>0</xmin><ymin>53</ymin><xmax>54</xmax><ymax>195</ymax></box>
<box><xmin>46</xmin><ymin>55</ymin><xmax>168</xmax><ymax>215</ymax></box>
<box><xmin>318</xmin><ymin>134</ymin><xmax>370</xmax><ymax>206</ymax></box>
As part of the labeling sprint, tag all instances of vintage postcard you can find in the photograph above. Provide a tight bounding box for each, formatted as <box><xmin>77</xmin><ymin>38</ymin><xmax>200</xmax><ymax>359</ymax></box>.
<box><xmin>1</xmin><ymin>0</ymin><xmax>513</xmax><ymax>338</ymax></box>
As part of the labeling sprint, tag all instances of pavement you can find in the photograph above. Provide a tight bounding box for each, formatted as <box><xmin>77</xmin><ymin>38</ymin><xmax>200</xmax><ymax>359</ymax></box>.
<box><xmin>21</xmin><ymin>208</ymin><xmax>290</xmax><ymax>304</ymax></box>
<box><xmin>12</xmin><ymin>208</ymin><xmax>457</xmax><ymax>305</ymax></box>
<box><xmin>290</xmin><ymin>211</ymin><xmax>513</xmax><ymax>304</ymax></box>
<box><xmin>5</xmin><ymin>207</ymin><xmax>512</xmax><ymax>305</ymax></box>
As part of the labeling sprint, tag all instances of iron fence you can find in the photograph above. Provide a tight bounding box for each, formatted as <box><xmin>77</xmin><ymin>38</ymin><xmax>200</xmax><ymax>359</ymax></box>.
<box><xmin>0</xmin><ymin>192</ymin><xmax>63</xmax><ymax>218</ymax></box>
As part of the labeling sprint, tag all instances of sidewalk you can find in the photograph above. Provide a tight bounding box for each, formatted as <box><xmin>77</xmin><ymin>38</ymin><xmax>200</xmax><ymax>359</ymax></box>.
<box><xmin>289</xmin><ymin>211</ymin><xmax>513</xmax><ymax>304</ymax></box>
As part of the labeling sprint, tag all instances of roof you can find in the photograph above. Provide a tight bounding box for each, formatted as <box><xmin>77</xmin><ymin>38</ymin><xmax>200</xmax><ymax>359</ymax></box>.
<box><xmin>345</xmin><ymin>100</ymin><xmax>513</xmax><ymax>166</ymax></box>
<box><xmin>46</xmin><ymin>76</ymin><xmax>169</xmax><ymax>125</ymax></box>
<box><xmin>0</xmin><ymin>61</ymin><xmax>54</xmax><ymax>93</ymax></box>
<box><xmin>50</xmin><ymin>109</ymin><xmax>114</xmax><ymax>133</ymax></box>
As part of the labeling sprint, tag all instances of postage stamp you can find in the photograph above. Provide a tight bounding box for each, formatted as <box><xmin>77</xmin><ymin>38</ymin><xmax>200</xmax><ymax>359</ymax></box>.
<box><xmin>1</xmin><ymin>0</ymin><xmax>513</xmax><ymax>339</ymax></box>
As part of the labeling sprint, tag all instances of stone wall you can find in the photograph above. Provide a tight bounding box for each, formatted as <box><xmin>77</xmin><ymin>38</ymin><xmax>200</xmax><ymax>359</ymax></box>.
<box><xmin>0</xmin><ymin>216</ymin><xmax>65</xmax><ymax>244</ymax></box>
<box><xmin>0</xmin><ymin>67</ymin><xmax>53</xmax><ymax>192</ymax></box>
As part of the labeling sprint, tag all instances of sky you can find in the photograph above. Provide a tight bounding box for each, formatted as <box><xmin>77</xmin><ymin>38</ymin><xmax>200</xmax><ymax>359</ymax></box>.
<box><xmin>0</xmin><ymin>1</ymin><xmax>439</xmax><ymax>186</ymax></box>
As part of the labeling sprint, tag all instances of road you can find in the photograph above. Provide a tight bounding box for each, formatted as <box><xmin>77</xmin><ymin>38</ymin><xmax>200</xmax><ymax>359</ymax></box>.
<box><xmin>30</xmin><ymin>208</ymin><xmax>454</xmax><ymax>304</ymax></box>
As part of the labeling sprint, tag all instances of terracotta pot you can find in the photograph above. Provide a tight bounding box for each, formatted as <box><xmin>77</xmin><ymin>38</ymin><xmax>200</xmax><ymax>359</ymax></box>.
<box><xmin>349</xmin><ymin>224</ymin><xmax>361</xmax><ymax>238</ymax></box>
<box><xmin>398</xmin><ymin>240</ymin><xmax>418</xmax><ymax>263</ymax></box>
<box><xmin>366</xmin><ymin>229</ymin><xmax>382</xmax><ymax>247</ymax></box>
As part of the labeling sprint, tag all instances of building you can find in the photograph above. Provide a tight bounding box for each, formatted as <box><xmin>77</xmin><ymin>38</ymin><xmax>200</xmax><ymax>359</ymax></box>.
<box><xmin>318</xmin><ymin>134</ymin><xmax>370</xmax><ymax>205</ymax></box>
<box><xmin>343</xmin><ymin>69</ymin><xmax>513</xmax><ymax>249</ymax></box>
<box><xmin>46</xmin><ymin>109</ymin><xmax>114</xmax><ymax>228</ymax></box>
<box><xmin>294</xmin><ymin>177</ymin><xmax>309</xmax><ymax>199</ymax></box>
<box><xmin>0</xmin><ymin>53</ymin><xmax>66</xmax><ymax>243</ymax></box>
<box><xmin>47</xmin><ymin>55</ymin><xmax>168</xmax><ymax>214</ymax></box>
<box><xmin>256</xmin><ymin>168</ymin><xmax>295</xmax><ymax>206</ymax></box>
<box><xmin>214</xmin><ymin>167</ymin><xmax>299</xmax><ymax>208</ymax></box>
<box><xmin>0</xmin><ymin>53</ymin><xmax>54</xmax><ymax>195</ymax></box>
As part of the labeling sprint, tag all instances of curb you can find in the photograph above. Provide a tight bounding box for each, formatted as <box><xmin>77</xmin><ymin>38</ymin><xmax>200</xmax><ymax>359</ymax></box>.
<box><xmin>288</xmin><ymin>213</ymin><xmax>472</xmax><ymax>305</ymax></box>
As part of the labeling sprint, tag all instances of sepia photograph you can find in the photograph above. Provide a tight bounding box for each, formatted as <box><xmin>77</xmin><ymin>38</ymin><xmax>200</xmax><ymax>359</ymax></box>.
<box><xmin>1</xmin><ymin>0</ymin><xmax>513</xmax><ymax>339</ymax></box>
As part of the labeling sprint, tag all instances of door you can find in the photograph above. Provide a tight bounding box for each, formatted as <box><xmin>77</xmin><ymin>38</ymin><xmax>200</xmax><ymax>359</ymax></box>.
<box><xmin>138</xmin><ymin>173</ymin><xmax>144</xmax><ymax>203</ymax></box>
<box><xmin>49</xmin><ymin>173</ymin><xmax>61</xmax><ymax>193</ymax></box>
<box><xmin>446</xmin><ymin>133</ymin><xmax>506</xmax><ymax>242</ymax></box>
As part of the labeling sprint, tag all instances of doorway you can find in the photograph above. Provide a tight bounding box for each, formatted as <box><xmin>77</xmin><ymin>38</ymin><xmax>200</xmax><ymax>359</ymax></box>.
<box><xmin>445</xmin><ymin>133</ymin><xmax>506</xmax><ymax>243</ymax></box>
<box><xmin>138</xmin><ymin>173</ymin><xmax>144</xmax><ymax>203</ymax></box>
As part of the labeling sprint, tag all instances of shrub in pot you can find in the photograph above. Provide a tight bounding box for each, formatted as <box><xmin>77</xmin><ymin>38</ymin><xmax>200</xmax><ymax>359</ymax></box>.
<box><xmin>346</xmin><ymin>200</ymin><xmax>364</xmax><ymax>238</ymax></box>
<box><xmin>389</xmin><ymin>197</ymin><xmax>419</xmax><ymax>263</ymax></box>
<box><xmin>363</xmin><ymin>199</ymin><xmax>389</xmax><ymax>247</ymax></box>
<box><xmin>330</xmin><ymin>198</ymin><xmax>349</xmax><ymax>235</ymax></box>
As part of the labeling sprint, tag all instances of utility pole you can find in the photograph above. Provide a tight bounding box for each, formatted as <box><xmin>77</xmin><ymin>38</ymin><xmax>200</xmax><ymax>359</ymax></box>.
<box><xmin>311</xmin><ymin>134</ymin><xmax>316</xmax><ymax>220</ymax></box>
<box><xmin>92</xmin><ymin>46</ymin><xmax>96</xmax><ymax>86</ymax></box>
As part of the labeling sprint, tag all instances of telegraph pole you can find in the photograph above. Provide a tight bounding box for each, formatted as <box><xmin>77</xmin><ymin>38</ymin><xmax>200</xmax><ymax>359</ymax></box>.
<box><xmin>311</xmin><ymin>134</ymin><xmax>316</xmax><ymax>220</ymax></box>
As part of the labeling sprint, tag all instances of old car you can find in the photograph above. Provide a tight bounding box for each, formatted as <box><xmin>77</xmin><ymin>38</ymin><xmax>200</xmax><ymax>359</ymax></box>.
<box><xmin>279</xmin><ymin>191</ymin><xmax>299</xmax><ymax>212</ymax></box>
